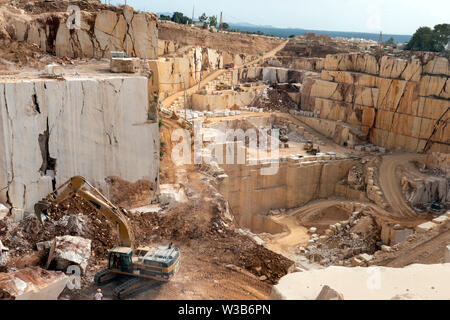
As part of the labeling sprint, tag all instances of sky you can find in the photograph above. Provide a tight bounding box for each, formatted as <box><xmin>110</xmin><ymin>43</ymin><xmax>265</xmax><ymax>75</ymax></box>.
<box><xmin>106</xmin><ymin>0</ymin><xmax>449</xmax><ymax>35</ymax></box>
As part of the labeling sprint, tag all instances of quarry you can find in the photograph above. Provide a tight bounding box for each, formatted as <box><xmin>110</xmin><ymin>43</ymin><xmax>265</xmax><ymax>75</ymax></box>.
<box><xmin>0</xmin><ymin>0</ymin><xmax>449</xmax><ymax>301</ymax></box>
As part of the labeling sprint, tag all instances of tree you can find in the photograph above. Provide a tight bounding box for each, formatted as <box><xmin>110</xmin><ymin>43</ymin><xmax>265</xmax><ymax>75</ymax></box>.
<box><xmin>199</xmin><ymin>13</ymin><xmax>208</xmax><ymax>23</ymax></box>
<box><xmin>406</xmin><ymin>24</ymin><xmax>450</xmax><ymax>52</ymax></box>
<box><xmin>433</xmin><ymin>23</ymin><xmax>450</xmax><ymax>51</ymax></box>
<box><xmin>222</xmin><ymin>22</ymin><xmax>229</xmax><ymax>30</ymax></box>
<box><xmin>159</xmin><ymin>14</ymin><xmax>171</xmax><ymax>21</ymax></box>
<box><xmin>208</xmin><ymin>15</ymin><xmax>218</xmax><ymax>27</ymax></box>
<box><xmin>406</xmin><ymin>27</ymin><xmax>436</xmax><ymax>51</ymax></box>
<box><xmin>384</xmin><ymin>37</ymin><xmax>396</xmax><ymax>46</ymax></box>
<box><xmin>171</xmin><ymin>12</ymin><xmax>192</xmax><ymax>25</ymax></box>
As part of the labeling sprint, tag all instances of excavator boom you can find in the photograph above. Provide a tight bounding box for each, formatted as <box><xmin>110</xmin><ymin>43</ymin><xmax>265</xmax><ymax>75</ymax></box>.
<box><xmin>34</xmin><ymin>176</ymin><xmax>135</xmax><ymax>248</ymax></box>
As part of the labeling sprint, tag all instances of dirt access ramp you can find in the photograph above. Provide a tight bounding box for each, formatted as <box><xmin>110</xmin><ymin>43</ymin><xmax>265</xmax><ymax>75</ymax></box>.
<box><xmin>379</xmin><ymin>154</ymin><xmax>427</xmax><ymax>219</ymax></box>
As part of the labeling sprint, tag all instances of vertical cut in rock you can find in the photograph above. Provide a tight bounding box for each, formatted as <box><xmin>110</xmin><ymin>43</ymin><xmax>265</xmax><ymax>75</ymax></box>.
<box><xmin>32</xmin><ymin>94</ymin><xmax>40</xmax><ymax>114</ymax></box>
<box><xmin>38</xmin><ymin>119</ymin><xmax>57</xmax><ymax>179</ymax></box>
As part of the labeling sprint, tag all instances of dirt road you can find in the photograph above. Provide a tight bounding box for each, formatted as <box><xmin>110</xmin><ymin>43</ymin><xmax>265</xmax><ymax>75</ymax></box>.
<box><xmin>264</xmin><ymin>215</ymin><xmax>310</xmax><ymax>259</ymax></box>
<box><xmin>290</xmin><ymin>199</ymin><xmax>425</xmax><ymax>228</ymax></box>
<box><xmin>379</xmin><ymin>154</ymin><xmax>427</xmax><ymax>219</ymax></box>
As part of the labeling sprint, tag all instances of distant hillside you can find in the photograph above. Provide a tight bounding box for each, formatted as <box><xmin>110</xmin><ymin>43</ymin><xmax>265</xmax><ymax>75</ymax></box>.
<box><xmin>228</xmin><ymin>23</ymin><xmax>411</xmax><ymax>43</ymax></box>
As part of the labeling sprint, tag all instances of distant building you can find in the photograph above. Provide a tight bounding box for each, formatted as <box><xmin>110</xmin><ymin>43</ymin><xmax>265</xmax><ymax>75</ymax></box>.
<box><xmin>192</xmin><ymin>21</ymin><xmax>204</xmax><ymax>28</ymax></box>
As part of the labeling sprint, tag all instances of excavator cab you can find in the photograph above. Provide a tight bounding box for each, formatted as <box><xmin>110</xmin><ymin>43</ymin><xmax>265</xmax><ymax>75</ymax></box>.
<box><xmin>108</xmin><ymin>247</ymin><xmax>133</xmax><ymax>273</ymax></box>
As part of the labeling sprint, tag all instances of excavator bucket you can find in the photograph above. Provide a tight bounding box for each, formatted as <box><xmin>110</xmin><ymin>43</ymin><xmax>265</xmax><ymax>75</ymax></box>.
<box><xmin>34</xmin><ymin>200</ymin><xmax>51</xmax><ymax>225</ymax></box>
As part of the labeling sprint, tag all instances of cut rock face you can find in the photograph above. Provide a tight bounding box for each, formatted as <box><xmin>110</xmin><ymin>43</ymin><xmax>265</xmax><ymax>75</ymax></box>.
<box><xmin>0</xmin><ymin>267</ymin><xmax>68</xmax><ymax>300</ymax></box>
<box><xmin>0</xmin><ymin>77</ymin><xmax>159</xmax><ymax>221</ymax></box>
<box><xmin>47</xmin><ymin>236</ymin><xmax>91</xmax><ymax>274</ymax></box>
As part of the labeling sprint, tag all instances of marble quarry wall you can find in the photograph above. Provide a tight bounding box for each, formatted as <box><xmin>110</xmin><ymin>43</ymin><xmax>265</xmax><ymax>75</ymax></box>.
<box><xmin>191</xmin><ymin>90</ymin><xmax>259</xmax><ymax>111</ymax></box>
<box><xmin>269</xmin><ymin>57</ymin><xmax>325</xmax><ymax>72</ymax></box>
<box><xmin>148</xmin><ymin>47</ymin><xmax>226</xmax><ymax>101</ymax></box>
<box><xmin>218</xmin><ymin>158</ymin><xmax>357</xmax><ymax>229</ymax></box>
<box><xmin>302</xmin><ymin>53</ymin><xmax>449</xmax><ymax>153</ymax></box>
<box><xmin>0</xmin><ymin>76</ymin><xmax>159</xmax><ymax>221</ymax></box>
<box><xmin>2</xmin><ymin>6</ymin><xmax>158</xmax><ymax>59</ymax></box>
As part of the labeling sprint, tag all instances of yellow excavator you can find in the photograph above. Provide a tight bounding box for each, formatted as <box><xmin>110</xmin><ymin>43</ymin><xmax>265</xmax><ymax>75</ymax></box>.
<box><xmin>303</xmin><ymin>141</ymin><xmax>313</xmax><ymax>152</ymax></box>
<box><xmin>303</xmin><ymin>141</ymin><xmax>320</xmax><ymax>155</ymax></box>
<box><xmin>34</xmin><ymin>176</ymin><xmax>181</xmax><ymax>299</ymax></box>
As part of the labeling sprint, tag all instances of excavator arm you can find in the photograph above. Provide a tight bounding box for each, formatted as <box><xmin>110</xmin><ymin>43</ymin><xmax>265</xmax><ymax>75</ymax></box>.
<box><xmin>34</xmin><ymin>176</ymin><xmax>135</xmax><ymax>249</ymax></box>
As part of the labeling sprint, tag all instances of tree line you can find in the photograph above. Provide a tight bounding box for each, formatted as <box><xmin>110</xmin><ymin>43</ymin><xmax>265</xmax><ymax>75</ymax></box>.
<box><xmin>159</xmin><ymin>12</ymin><xmax>221</xmax><ymax>29</ymax></box>
<box><xmin>406</xmin><ymin>24</ymin><xmax>450</xmax><ymax>52</ymax></box>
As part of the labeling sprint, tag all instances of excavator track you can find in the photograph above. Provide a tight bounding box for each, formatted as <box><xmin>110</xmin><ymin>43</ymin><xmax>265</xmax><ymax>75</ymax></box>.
<box><xmin>94</xmin><ymin>269</ymin><xmax>118</xmax><ymax>285</ymax></box>
<box><xmin>113</xmin><ymin>277</ymin><xmax>162</xmax><ymax>300</ymax></box>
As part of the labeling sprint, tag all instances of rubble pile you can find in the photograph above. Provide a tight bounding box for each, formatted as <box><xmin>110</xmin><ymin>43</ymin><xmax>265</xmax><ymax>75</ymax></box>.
<box><xmin>106</xmin><ymin>177</ymin><xmax>156</xmax><ymax>209</ymax></box>
<box><xmin>129</xmin><ymin>179</ymin><xmax>293</xmax><ymax>284</ymax></box>
<box><xmin>277</xmin><ymin>33</ymin><xmax>369</xmax><ymax>59</ymax></box>
<box><xmin>0</xmin><ymin>195</ymin><xmax>116</xmax><ymax>262</ymax></box>
<box><xmin>250</xmin><ymin>87</ymin><xmax>298</xmax><ymax>112</ymax></box>
<box><xmin>301</xmin><ymin>210</ymin><xmax>381</xmax><ymax>267</ymax></box>
<box><xmin>347</xmin><ymin>164</ymin><xmax>365</xmax><ymax>190</ymax></box>
<box><xmin>199</xmin><ymin>230</ymin><xmax>294</xmax><ymax>284</ymax></box>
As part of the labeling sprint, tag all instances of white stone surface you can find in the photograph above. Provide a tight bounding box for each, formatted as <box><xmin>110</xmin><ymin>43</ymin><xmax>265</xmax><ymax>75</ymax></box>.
<box><xmin>416</xmin><ymin>222</ymin><xmax>438</xmax><ymax>233</ymax></box>
<box><xmin>433</xmin><ymin>215</ymin><xmax>449</xmax><ymax>224</ymax></box>
<box><xmin>0</xmin><ymin>77</ymin><xmax>159</xmax><ymax>219</ymax></box>
<box><xmin>271</xmin><ymin>264</ymin><xmax>450</xmax><ymax>300</ymax></box>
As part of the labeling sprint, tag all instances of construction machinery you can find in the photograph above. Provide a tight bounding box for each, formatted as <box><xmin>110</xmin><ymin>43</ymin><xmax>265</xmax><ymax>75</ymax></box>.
<box><xmin>34</xmin><ymin>176</ymin><xmax>181</xmax><ymax>300</ymax></box>
<box><xmin>430</xmin><ymin>202</ymin><xmax>443</xmax><ymax>213</ymax></box>
<box><xmin>303</xmin><ymin>141</ymin><xmax>320</xmax><ymax>155</ymax></box>
<box><xmin>216</xmin><ymin>83</ymin><xmax>230</xmax><ymax>91</ymax></box>
<box><xmin>280</xmin><ymin>136</ymin><xmax>289</xmax><ymax>143</ymax></box>
<box><xmin>308</xmin><ymin>145</ymin><xmax>321</xmax><ymax>156</ymax></box>
<box><xmin>303</xmin><ymin>141</ymin><xmax>313</xmax><ymax>151</ymax></box>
